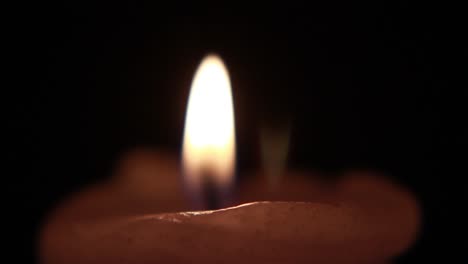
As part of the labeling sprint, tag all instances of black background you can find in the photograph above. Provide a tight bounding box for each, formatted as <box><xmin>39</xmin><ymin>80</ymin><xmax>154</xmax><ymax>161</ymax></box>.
<box><xmin>7</xmin><ymin>0</ymin><xmax>466</xmax><ymax>263</ymax></box>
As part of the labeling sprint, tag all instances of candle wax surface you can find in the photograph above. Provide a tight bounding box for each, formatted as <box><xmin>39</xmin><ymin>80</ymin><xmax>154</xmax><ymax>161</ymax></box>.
<box><xmin>40</xmin><ymin>149</ymin><xmax>420</xmax><ymax>264</ymax></box>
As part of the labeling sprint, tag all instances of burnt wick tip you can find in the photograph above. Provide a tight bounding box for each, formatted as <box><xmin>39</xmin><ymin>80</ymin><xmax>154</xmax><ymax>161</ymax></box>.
<box><xmin>202</xmin><ymin>176</ymin><xmax>220</xmax><ymax>210</ymax></box>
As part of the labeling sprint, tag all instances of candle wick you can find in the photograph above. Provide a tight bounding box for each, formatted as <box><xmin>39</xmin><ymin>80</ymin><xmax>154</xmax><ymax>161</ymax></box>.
<box><xmin>201</xmin><ymin>172</ymin><xmax>220</xmax><ymax>210</ymax></box>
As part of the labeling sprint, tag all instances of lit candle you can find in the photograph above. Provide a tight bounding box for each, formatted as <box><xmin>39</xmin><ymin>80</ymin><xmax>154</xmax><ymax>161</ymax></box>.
<box><xmin>40</xmin><ymin>54</ymin><xmax>420</xmax><ymax>264</ymax></box>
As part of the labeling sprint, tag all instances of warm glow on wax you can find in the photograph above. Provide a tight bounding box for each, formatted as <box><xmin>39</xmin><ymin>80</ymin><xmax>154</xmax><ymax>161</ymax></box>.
<box><xmin>182</xmin><ymin>54</ymin><xmax>236</xmax><ymax>191</ymax></box>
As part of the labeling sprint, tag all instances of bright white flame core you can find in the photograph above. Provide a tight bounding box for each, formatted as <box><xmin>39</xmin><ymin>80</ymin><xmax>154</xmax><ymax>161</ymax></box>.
<box><xmin>182</xmin><ymin>54</ymin><xmax>236</xmax><ymax>190</ymax></box>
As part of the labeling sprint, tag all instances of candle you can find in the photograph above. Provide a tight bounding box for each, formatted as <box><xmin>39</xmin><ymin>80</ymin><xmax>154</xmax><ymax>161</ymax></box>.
<box><xmin>40</xmin><ymin>55</ymin><xmax>420</xmax><ymax>264</ymax></box>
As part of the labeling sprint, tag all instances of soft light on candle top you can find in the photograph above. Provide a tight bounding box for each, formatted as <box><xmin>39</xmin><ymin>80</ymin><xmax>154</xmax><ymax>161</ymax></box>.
<box><xmin>182</xmin><ymin>54</ymin><xmax>236</xmax><ymax>193</ymax></box>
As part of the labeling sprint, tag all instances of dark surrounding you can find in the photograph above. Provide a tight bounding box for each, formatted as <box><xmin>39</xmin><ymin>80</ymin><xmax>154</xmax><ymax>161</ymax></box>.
<box><xmin>7</xmin><ymin>1</ymin><xmax>466</xmax><ymax>263</ymax></box>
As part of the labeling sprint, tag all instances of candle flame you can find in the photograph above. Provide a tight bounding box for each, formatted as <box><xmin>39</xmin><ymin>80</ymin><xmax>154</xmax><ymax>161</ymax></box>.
<box><xmin>182</xmin><ymin>54</ymin><xmax>236</xmax><ymax>192</ymax></box>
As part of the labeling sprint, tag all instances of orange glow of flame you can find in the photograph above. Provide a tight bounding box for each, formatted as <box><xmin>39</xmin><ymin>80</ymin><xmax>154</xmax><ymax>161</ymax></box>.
<box><xmin>182</xmin><ymin>54</ymin><xmax>236</xmax><ymax>191</ymax></box>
